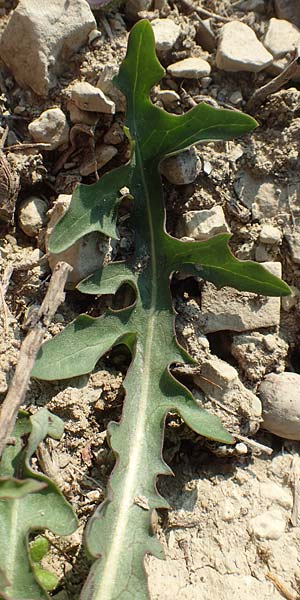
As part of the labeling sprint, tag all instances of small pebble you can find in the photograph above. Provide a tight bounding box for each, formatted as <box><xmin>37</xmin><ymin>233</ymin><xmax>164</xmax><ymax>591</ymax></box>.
<box><xmin>80</xmin><ymin>144</ymin><xmax>118</xmax><ymax>177</ymax></box>
<box><xmin>178</xmin><ymin>206</ymin><xmax>230</xmax><ymax>241</ymax></box>
<box><xmin>151</xmin><ymin>18</ymin><xmax>181</xmax><ymax>58</ymax></box>
<box><xmin>167</xmin><ymin>57</ymin><xmax>211</xmax><ymax>79</ymax></box>
<box><xmin>18</xmin><ymin>196</ymin><xmax>48</xmax><ymax>237</ymax></box>
<box><xmin>281</xmin><ymin>285</ymin><xmax>299</xmax><ymax>311</ymax></box>
<box><xmin>156</xmin><ymin>89</ymin><xmax>180</xmax><ymax>108</ymax></box>
<box><xmin>160</xmin><ymin>146</ymin><xmax>201</xmax><ymax>185</ymax></box>
<box><xmin>259</xmin><ymin>224</ymin><xmax>282</xmax><ymax>244</ymax></box>
<box><xmin>71</xmin><ymin>81</ymin><xmax>115</xmax><ymax>114</ymax></box>
<box><xmin>263</xmin><ymin>18</ymin><xmax>300</xmax><ymax>59</ymax></box>
<box><xmin>216</xmin><ymin>21</ymin><xmax>273</xmax><ymax>72</ymax></box>
<box><xmin>28</xmin><ymin>108</ymin><xmax>69</xmax><ymax>150</ymax></box>
<box><xmin>67</xmin><ymin>100</ymin><xmax>99</xmax><ymax>126</ymax></box>
<box><xmin>250</xmin><ymin>509</ymin><xmax>286</xmax><ymax>540</ymax></box>
<box><xmin>259</xmin><ymin>372</ymin><xmax>300</xmax><ymax>440</ymax></box>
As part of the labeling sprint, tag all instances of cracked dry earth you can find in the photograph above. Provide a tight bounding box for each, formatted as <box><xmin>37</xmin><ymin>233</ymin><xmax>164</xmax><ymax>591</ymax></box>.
<box><xmin>0</xmin><ymin>0</ymin><xmax>300</xmax><ymax>599</ymax></box>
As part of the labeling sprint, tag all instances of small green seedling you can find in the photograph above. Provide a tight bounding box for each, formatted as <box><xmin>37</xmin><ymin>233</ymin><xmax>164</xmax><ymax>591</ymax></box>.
<box><xmin>0</xmin><ymin>409</ymin><xmax>77</xmax><ymax>599</ymax></box>
<box><xmin>32</xmin><ymin>20</ymin><xmax>290</xmax><ymax>600</ymax></box>
<box><xmin>30</xmin><ymin>536</ymin><xmax>58</xmax><ymax>592</ymax></box>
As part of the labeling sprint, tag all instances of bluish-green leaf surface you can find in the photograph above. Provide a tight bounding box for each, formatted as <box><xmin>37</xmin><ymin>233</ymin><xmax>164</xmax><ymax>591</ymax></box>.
<box><xmin>0</xmin><ymin>410</ymin><xmax>78</xmax><ymax>599</ymax></box>
<box><xmin>32</xmin><ymin>19</ymin><xmax>290</xmax><ymax>600</ymax></box>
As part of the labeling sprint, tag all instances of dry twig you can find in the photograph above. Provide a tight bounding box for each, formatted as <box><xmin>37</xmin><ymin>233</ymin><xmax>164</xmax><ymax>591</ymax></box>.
<box><xmin>0</xmin><ymin>261</ymin><xmax>72</xmax><ymax>458</ymax></box>
<box><xmin>179</xmin><ymin>0</ymin><xmax>231</xmax><ymax>22</ymax></box>
<box><xmin>246</xmin><ymin>51</ymin><xmax>300</xmax><ymax>113</ymax></box>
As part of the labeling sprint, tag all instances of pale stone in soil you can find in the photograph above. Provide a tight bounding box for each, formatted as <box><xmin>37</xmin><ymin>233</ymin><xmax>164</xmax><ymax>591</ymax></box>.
<box><xmin>160</xmin><ymin>147</ymin><xmax>201</xmax><ymax>185</ymax></box>
<box><xmin>156</xmin><ymin>90</ymin><xmax>180</xmax><ymax>108</ymax></box>
<box><xmin>28</xmin><ymin>108</ymin><xmax>69</xmax><ymax>150</ymax></box>
<box><xmin>199</xmin><ymin>262</ymin><xmax>282</xmax><ymax>332</ymax></box>
<box><xmin>18</xmin><ymin>196</ymin><xmax>48</xmax><ymax>237</ymax></box>
<box><xmin>67</xmin><ymin>100</ymin><xmax>99</xmax><ymax>126</ymax></box>
<box><xmin>97</xmin><ymin>64</ymin><xmax>126</xmax><ymax>112</ymax></box>
<box><xmin>259</xmin><ymin>372</ymin><xmax>300</xmax><ymax>440</ymax></box>
<box><xmin>194</xmin><ymin>355</ymin><xmax>262</xmax><ymax>431</ymax></box>
<box><xmin>178</xmin><ymin>206</ymin><xmax>230</xmax><ymax>241</ymax></box>
<box><xmin>80</xmin><ymin>144</ymin><xmax>118</xmax><ymax>176</ymax></box>
<box><xmin>71</xmin><ymin>82</ymin><xmax>115</xmax><ymax>114</ymax></box>
<box><xmin>0</xmin><ymin>0</ymin><xmax>96</xmax><ymax>96</ymax></box>
<box><xmin>250</xmin><ymin>509</ymin><xmax>286</xmax><ymax>539</ymax></box>
<box><xmin>285</xmin><ymin>229</ymin><xmax>300</xmax><ymax>263</ymax></box>
<box><xmin>151</xmin><ymin>18</ymin><xmax>181</xmax><ymax>57</ymax></box>
<box><xmin>259</xmin><ymin>224</ymin><xmax>282</xmax><ymax>244</ymax></box>
<box><xmin>167</xmin><ymin>57</ymin><xmax>211</xmax><ymax>79</ymax></box>
<box><xmin>216</xmin><ymin>21</ymin><xmax>273</xmax><ymax>72</ymax></box>
<box><xmin>263</xmin><ymin>18</ymin><xmax>300</xmax><ymax>59</ymax></box>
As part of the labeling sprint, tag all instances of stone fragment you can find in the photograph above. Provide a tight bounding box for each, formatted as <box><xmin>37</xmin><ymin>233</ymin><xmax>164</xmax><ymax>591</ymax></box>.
<box><xmin>259</xmin><ymin>224</ymin><xmax>282</xmax><ymax>244</ymax></box>
<box><xmin>281</xmin><ymin>285</ymin><xmax>300</xmax><ymax>311</ymax></box>
<box><xmin>156</xmin><ymin>89</ymin><xmax>180</xmax><ymax>109</ymax></box>
<box><xmin>80</xmin><ymin>144</ymin><xmax>118</xmax><ymax>176</ymax></box>
<box><xmin>231</xmin><ymin>332</ymin><xmax>288</xmax><ymax>382</ymax></box>
<box><xmin>0</xmin><ymin>0</ymin><xmax>96</xmax><ymax>96</ymax></box>
<box><xmin>234</xmin><ymin>171</ymin><xmax>284</xmax><ymax>220</ymax></box>
<box><xmin>259</xmin><ymin>372</ymin><xmax>300</xmax><ymax>440</ymax></box>
<box><xmin>250</xmin><ymin>509</ymin><xmax>286</xmax><ymax>540</ymax></box>
<box><xmin>160</xmin><ymin>147</ymin><xmax>201</xmax><ymax>185</ymax></box>
<box><xmin>18</xmin><ymin>196</ymin><xmax>48</xmax><ymax>237</ymax></box>
<box><xmin>200</xmin><ymin>262</ymin><xmax>282</xmax><ymax>333</ymax></box>
<box><xmin>103</xmin><ymin>122</ymin><xmax>125</xmax><ymax>145</ymax></box>
<box><xmin>167</xmin><ymin>57</ymin><xmax>211</xmax><ymax>79</ymax></box>
<box><xmin>67</xmin><ymin>100</ymin><xmax>99</xmax><ymax>126</ymax></box>
<box><xmin>216</xmin><ymin>21</ymin><xmax>273</xmax><ymax>73</ymax></box>
<box><xmin>97</xmin><ymin>64</ymin><xmax>126</xmax><ymax>112</ymax></box>
<box><xmin>151</xmin><ymin>18</ymin><xmax>181</xmax><ymax>58</ymax></box>
<box><xmin>263</xmin><ymin>18</ymin><xmax>300</xmax><ymax>59</ymax></box>
<box><xmin>259</xmin><ymin>482</ymin><xmax>292</xmax><ymax>509</ymax></box>
<box><xmin>274</xmin><ymin>0</ymin><xmax>300</xmax><ymax>28</ymax></box>
<box><xmin>196</xmin><ymin>18</ymin><xmax>216</xmax><ymax>52</ymax></box>
<box><xmin>125</xmin><ymin>0</ymin><xmax>152</xmax><ymax>20</ymax></box>
<box><xmin>71</xmin><ymin>81</ymin><xmax>115</xmax><ymax>114</ymax></box>
<box><xmin>194</xmin><ymin>355</ymin><xmax>262</xmax><ymax>432</ymax></box>
<box><xmin>234</xmin><ymin>0</ymin><xmax>265</xmax><ymax>11</ymax></box>
<box><xmin>285</xmin><ymin>229</ymin><xmax>300</xmax><ymax>264</ymax></box>
<box><xmin>46</xmin><ymin>194</ymin><xmax>108</xmax><ymax>288</ymax></box>
<box><xmin>178</xmin><ymin>206</ymin><xmax>229</xmax><ymax>241</ymax></box>
<box><xmin>28</xmin><ymin>108</ymin><xmax>69</xmax><ymax>151</ymax></box>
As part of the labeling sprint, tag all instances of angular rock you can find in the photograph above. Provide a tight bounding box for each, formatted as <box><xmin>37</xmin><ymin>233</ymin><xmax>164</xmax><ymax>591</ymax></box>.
<box><xmin>263</xmin><ymin>18</ymin><xmax>300</xmax><ymax>59</ymax></box>
<box><xmin>71</xmin><ymin>81</ymin><xmax>115</xmax><ymax>114</ymax></box>
<box><xmin>46</xmin><ymin>194</ymin><xmax>109</xmax><ymax>288</ymax></box>
<box><xmin>97</xmin><ymin>64</ymin><xmax>126</xmax><ymax>113</ymax></box>
<box><xmin>80</xmin><ymin>144</ymin><xmax>118</xmax><ymax>176</ymax></box>
<box><xmin>194</xmin><ymin>355</ymin><xmax>262</xmax><ymax>433</ymax></box>
<box><xmin>28</xmin><ymin>108</ymin><xmax>69</xmax><ymax>150</ymax></box>
<box><xmin>259</xmin><ymin>224</ymin><xmax>282</xmax><ymax>245</ymax></box>
<box><xmin>156</xmin><ymin>89</ymin><xmax>180</xmax><ymax>109</ymax></box>
<box><xmin>231</xmin><ymin>332</ymin><xmax>288</xmax><ymax>382</ymax></box>
<box><xmin>259</xmin><ymin>372</ymin><xmax>300</xmax><ymax>440</ymax></box>
<box><xmin>167</xmin><ymin>57</ymin><xmax>211</xmax><ymax>79</ymax></box>
<box><xmin>250</xmin><ymin>509</ymin><xmax>286</xmax><ymax>540</ymax></box>
<box><xmin>216</xmin><ymin>21</ymin><xmax>273</xmax><ymax>73</ymax></box>
<box><xmin>274</xmin><ymin>0</ymin><xmax>300</xmax><ymax>28</ymax></box>
<box><xmin>160</xmin><ymin>146</ymin><xmax>201</xmax><ymax>185</ymax></box>
<box><xmin>178</xmin><ymin>206</ymin><xmax>229</xmax><ymax>241</ymax></box>
<box><xmin>151</xmin><ymin>18</ymin><xmax>181</xmax><ymax>58</ymax></box>
<box><xmin>234</xmin><ymin>171</ymin><xmax>285</xmax><ymax>220</ymax></box>
<box><xmin>67</xmin><ymin>100</ymin><xmax>99</xmax><ymax>126</ymax></box>
<box><xmin>0</xmin><ymin>0</ymin><xmax>96</xmax><ymax>96</ymax></box>
<box><xmin>199</xmin><ymin>262</ymin><xmax>282</xmax><ymax>332</ymax></box>
<box><xmin>285</xmin><ymin>229</ymin><xmax>300</xmax><ymax>264</ymax></box>
<box><xmin>103</xmin><ymin>122</ymin><xmax>125</xmax><ymax>145</ymax></box>
<box><xmin>18</xmin><ymin>195</ymin><xmax>48</xmax><ymax>237</ymax></box>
